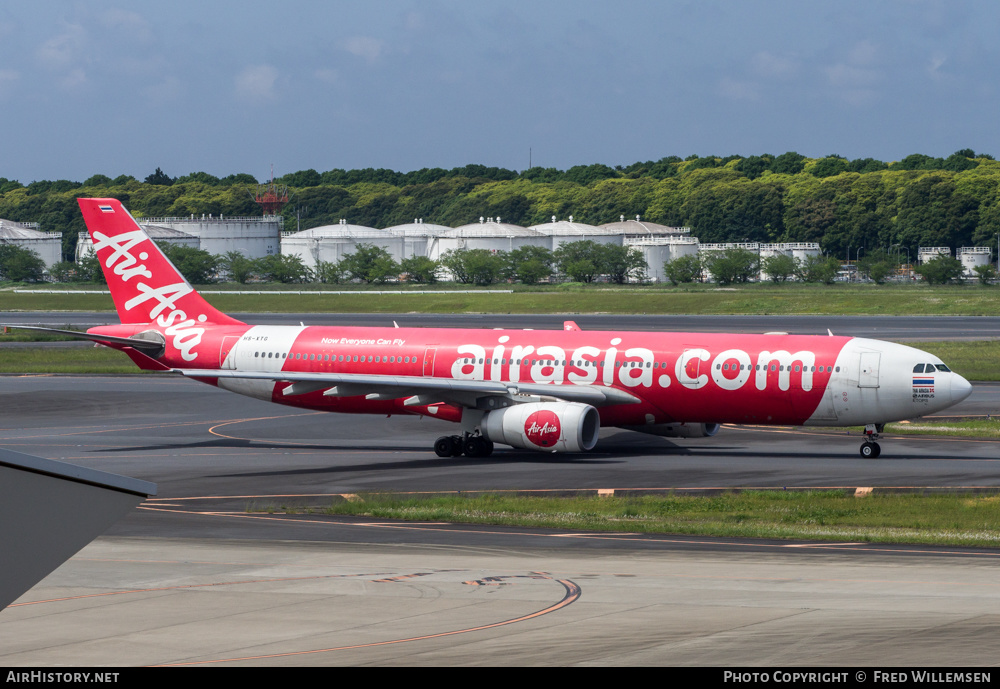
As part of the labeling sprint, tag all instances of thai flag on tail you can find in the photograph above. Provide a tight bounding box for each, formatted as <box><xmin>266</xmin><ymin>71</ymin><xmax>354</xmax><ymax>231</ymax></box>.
<box><xmin>99</xmin><ymin>205</ymin><xmax>115</xmax><ymax>213</ymax></box>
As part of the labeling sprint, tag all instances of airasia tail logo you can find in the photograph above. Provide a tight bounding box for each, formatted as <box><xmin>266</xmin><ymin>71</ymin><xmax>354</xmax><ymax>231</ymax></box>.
<box><xmin>92</xmin><ymin>228</ymin><xmax>204</xmax><ymax>362</ymax></box>
<box><xmin>524</xmin><ymin>410</ymin><xmax>561</xmax><ymax>448</ymax></box>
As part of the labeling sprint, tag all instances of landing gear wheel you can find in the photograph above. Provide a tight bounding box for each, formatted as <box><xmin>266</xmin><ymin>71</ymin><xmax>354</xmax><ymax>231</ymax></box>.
<box><xmin>463</xmin><ymin>436</ymin><xmax>494</xmax><ymax>458</ymax></box>
<box><xmin>860</xmin><ymin>441</ymin><xmax>881</xmax><ymax>459</ymax></box>
<box><xmin>450</xmin><ymin>435</ymin><xmax>464</xmax><ymax>456</ymax></box>
<box><xmin>434</xmin><ymin>436</ymin><xmax>456</xmax><ymax>458</ymax></box>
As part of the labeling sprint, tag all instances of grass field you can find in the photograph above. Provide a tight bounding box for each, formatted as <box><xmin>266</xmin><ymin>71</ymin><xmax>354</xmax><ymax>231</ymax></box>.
<box><xmin>6</xmin><ymin>282</ymin><xmax>1000</xmax><ymax>315</ymax></box>
<box><xmin>264</xmin><ymin>490</ymin><xmax>1000</xmax><ymax>547</ymax></box>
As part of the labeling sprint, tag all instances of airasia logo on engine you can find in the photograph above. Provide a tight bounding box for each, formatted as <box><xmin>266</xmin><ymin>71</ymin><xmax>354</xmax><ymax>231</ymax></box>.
<box><xmin>524</xmin><ymin>410</ymin><xmax>561</xmax><ymax>448</ymax></box>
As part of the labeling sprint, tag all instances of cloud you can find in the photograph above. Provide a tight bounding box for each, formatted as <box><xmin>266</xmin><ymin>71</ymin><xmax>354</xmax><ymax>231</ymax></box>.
<box><xmin>58</xmin><ymin>67</ymin><xmax>87</xmax><ymax>90</ymax></box>
<box><xmin>0</xmin><ymin>69</ymin><xmax>18</xmax><ymax>96</ymax></box>
<box><xmin>235</xmin><ymin>64</ymin><xmax>279</xmax><ymax>100</ymax></box>
<box><xmin>315</xmin><ymin>68</ymin><xmax>339</xmax><ymax>85</ymax></box>
<box><xmin>143</xmin><ymin>75</ymin><xmax>183</xmax><ymax>104</ymax></box>
<box><xmin>100</xmin><ymin>8</ymin><xmax>153</xmax><ymax>42</ymax></box>
<box><xmin>343</xmin><ymin>36</ymin><xmax>384</xmax><ymax>62</ymax></box>
<box><xmin>824</xmin><ymin>41</ymin><xmax>883</xmax><ymax>106</ymax></box>
<box><xmin>37</xmin><ymin>24</ymin><xmax>87</xmax><ymax>70</ymax></box>
<box><xmin>718</xmin><ymin>77</ymin><xmax>760</xmax><ymax>101</ymax></box>
<box><xmin>751</xmin><ymin>51</ymin><xmax>799</xmax><ymax>80</ymax></box>
<box><xmin>927</xmin><ymin>51</ymin><xmax>948</xmax><ymax>81</ymax></box>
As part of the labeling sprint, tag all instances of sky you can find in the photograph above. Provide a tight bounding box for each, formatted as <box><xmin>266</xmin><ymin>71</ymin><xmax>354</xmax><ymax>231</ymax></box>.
<box><xmin>2</xmin><ymin>0</ymin><xmax>1000</xmax><ymax>183</ymax></box>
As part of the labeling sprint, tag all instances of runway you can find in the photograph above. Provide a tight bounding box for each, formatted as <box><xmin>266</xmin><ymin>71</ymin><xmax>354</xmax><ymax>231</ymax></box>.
<box><xmin>1</xmin><ymin>372</ymin><xmax>999</xmax><ymax>665</ymax></box>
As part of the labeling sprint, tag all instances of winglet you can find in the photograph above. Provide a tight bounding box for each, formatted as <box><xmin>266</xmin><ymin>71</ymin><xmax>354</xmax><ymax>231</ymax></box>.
<box><xmin>564</xmin><ymin>320</ymin><xmax>581</xmax><ymax>331</ymax></box>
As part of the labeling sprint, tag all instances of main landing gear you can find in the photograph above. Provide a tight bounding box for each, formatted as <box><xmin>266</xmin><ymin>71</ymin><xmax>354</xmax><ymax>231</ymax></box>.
<box><xmin>434</xmin><ymin>434</ymin><xmax>494</xmax><ymax>458</ymax></box>
<box><xmin>859</xmin><ymin>423</ymin><xmax>884</xmax><ymax>458</ymax></box>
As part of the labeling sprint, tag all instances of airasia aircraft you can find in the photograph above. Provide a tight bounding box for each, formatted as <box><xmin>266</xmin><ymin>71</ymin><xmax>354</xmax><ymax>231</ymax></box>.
<box><xmin>21</xmin><ymin>198</ymin><xmax>974</xmax><ymax>459</ymax></box>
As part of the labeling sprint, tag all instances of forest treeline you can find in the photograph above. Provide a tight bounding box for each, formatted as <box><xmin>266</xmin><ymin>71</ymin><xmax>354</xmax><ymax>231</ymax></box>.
<box><xmin>2</xmin><ymin>150</ymin><xmax>998</xmax><ymax>262</ymax></box>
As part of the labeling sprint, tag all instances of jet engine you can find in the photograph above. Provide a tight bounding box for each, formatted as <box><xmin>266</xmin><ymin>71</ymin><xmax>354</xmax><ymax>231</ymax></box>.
<box><xmin>627</xmin><ymin>422</ymin><xmax>721</xmax><ymax>438</ymax></box>
<box><xmin>482</xmin><ymin>402</ymin><xmax>600</xmax><ymax>452</ymax></box>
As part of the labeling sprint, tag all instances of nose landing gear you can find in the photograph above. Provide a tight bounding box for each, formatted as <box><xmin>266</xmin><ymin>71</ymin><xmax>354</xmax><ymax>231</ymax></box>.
<box><xmin>859</xmin><ymin>423</ymin><xmax>884</xmax><ymax>458</ymax></box>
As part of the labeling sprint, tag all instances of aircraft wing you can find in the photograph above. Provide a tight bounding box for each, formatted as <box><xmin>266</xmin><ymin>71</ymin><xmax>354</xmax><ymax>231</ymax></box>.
<box><xmin>170</xmin><ymin>368</ymin><xmax>641</xmax><ymax>408</ymax></box>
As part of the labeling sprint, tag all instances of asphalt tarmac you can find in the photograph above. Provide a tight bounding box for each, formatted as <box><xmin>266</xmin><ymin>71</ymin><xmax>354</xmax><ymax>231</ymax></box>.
<box><xmin>1</xmin><ymin>370</ymin><xmax>1000</xmax><ymax>666</ymax></box>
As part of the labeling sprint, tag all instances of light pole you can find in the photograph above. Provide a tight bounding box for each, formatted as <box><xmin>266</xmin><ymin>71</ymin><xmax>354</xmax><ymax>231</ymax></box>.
<box><xmin>856</xmin><ymin>247</ymin><xmax>864</xmax><ymax>282</ymax></box>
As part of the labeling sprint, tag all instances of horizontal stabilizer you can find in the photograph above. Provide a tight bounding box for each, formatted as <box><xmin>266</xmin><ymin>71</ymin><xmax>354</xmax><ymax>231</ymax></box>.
<box><xmin>1</xmin><ymin>325</ymin><xmax>165</xmax><ymax>353</ymax></box>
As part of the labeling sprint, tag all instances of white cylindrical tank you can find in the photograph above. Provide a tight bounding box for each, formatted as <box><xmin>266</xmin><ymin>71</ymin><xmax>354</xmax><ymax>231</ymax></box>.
<box><xmin>281</xmin><ymin>222</ymin><xmax>403</xmax><ymax>269</ymax></box>
<box><xmin>0</xmin><ymin>220</ymin><xmax>63</xmax><ymax>268</ymax></box>
<box><xmin>786</xmin><ymin>242</ymin><xmax>822</xmax><ymax>264</ymax></box>
<box><xmin>958</xmin><ymin>247</ymin><xmax>992</xmax><ymax>276</ymax></box>
<box><xmin>698</xmin><ymin>243</ymin><xmax>759</xmax><ymax>282</ymax></box>
<box><xmin>918</xmin><ymin>247</ymin><xmax>951</xmax><ymax>264</ymax></box>
<box><xmin>528</xmin><ymin>219</ymin><xmax>619</xmax><ymax>251</ymax></box>
<box><xmin>430</xmin><ymin>220</ymin><xmax>547</xmax><ymax>263</ymax></box>
<box><xmin>625</xmin><ymin>237</ymin><xmax>700</xmax><ymax>282</ymax></box>
<box><xmin>140</xmin><ymin>215</ymin><xmax>283</xmax><ymax>259</ymax></box>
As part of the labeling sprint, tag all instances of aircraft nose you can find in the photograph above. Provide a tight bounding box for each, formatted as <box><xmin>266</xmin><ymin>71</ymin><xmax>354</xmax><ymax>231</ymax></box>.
<box><xmin>951</xmin><ymin>373</ymin><xmax>973</xmax><ymax>404</ymax></box>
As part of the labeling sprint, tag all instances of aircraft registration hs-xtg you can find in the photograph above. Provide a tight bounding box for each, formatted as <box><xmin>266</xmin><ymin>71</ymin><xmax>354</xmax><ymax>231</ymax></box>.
<box><xmin>13</xmin><ymin>198</ymin><xmax>974</xmax><ymax>459</ymax></box>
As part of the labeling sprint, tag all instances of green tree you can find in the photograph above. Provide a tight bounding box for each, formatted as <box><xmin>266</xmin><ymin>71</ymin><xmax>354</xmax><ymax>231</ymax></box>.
<box><xmin>505</xmin><ymin>245</ymin><xmax>553</xmax><ymax>284</ymax></box>
<box><xmin>761</xmin><ymin>253</ymin><xmax>798</xmax><ymax>283</ymax></box>
<box><xmin>809</xmin><ymin>156</ymin><xmax>849</xmax><ymax>178</ymax></box>
<box><xmin>76</xmin><ymin>254</ymin><xmax>108</xmax><ymax>284</ymax></box>
<box><xmin>144</xmin><ymin>167</ymin><xmax>174</xmax><ymax>186</ymax></box>
<box><xmin>915</xmin><ymin>255</ymin><xmax>965</xmax><ymax>284</ymax></box>
<box><xmin>973</xmin><ymin>263</ymin><xmax>997</xmax><ymax>285</ymax></box>
<box><xmin>340</xmin><ymin>244</ymin><xmax>400</xmax><ymax>284</ymax></box>
<box><xmin>48</xmin><ymin>260</ymin><xmax>81</xmax><ymax>282</ymax></box>
<box><xmin>554</xmin><ymin>240</ymin><xmax>605</xmax><ymax>282</ymax></box>
<box><xmin>83</xmin><ymin>174</ymin><xmax>113</xmax><ymax>187</ymax></box>
<box><xmin>703</xmin><ymin>247</ymin><xmax>759</xmax><ymax>285</ymax></box>
<box><xmin>769</xmin><ymin>151</ymin><xmax>806</xmax><ymax>175</ymax></box>
<box><xmin>218</xmin><ymin>251</ymin><xmax>256</xmax><ymax>284</ymax></box>
<box><xmin>158</xmin><ymin>243</ymin><xmax>219</xmax><ymax>284</ymax></box>
<box><xmin>601</xmin><ymin>244</ymin><xmax>647</xmax><ymax>283</ymax></box>
<box><xmin>440</xmin><ymin>248</ymin><xmax>505</xmax><ymax>285</ymax></box>
<box><xmin>857</xmin><ymin>249</ymin><xmax>898</xmax><ymax>284</ymax></box>
<box><xmin>399</xmin><ymin>256</ymin><xmax>439</xmax><ymax>283</ymax></box>
<box><xmin>256</xmin><ymin>254</ymin><xmax>311</xmax><ymax>283</ymax></box>
<box><xmin>796</xmin><ymin>255</ymin><xmax>841</xmax><ymax>284</ymax></box>
<box><xmin>315</xmin><ymin>260</ymin><xmax>346</xmax><ymax>284</ymax></box>
<box><xmin>0</xmin><ymin>244</ymin><xmax>46</xmax><ymax>282</ymax></box>
<box><xmin>663</xmin><ymin>253</ymin><xmax>702</xmax><ymax>285</ymax></box>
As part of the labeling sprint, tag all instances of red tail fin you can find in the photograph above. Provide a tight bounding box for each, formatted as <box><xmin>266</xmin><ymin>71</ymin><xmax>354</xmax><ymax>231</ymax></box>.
<box><xmin>78</xmin><ymin>198</ymin><xmax>244</xmax><ymax>326</ymax></box>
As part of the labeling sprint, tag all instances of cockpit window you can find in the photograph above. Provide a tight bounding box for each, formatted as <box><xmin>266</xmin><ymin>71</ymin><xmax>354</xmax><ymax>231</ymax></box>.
<box><xmin>935</xmin><ymin>364</ymin><xmax>951</xmax><ymax>372</ymax></box>
<box><xmin>913</xmin><ymin>364</ymin><xmax>926</xmax><ymax>373</ymax></box>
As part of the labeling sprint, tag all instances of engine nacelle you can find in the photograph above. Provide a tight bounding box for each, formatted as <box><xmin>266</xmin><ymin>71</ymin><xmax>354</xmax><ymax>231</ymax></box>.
<box><xmin>626</xmin><ymin>422</ymin><xmax>721</xmax><ymax>438</ymax></box>
<box><xmin>482</xmin><ymin>402</ymin><xmax>600</xmax><ymax>453</ymax></box>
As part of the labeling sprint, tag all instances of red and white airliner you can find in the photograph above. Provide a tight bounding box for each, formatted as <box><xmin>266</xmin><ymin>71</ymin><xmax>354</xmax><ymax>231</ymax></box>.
<box><xmin>18</xmin><ymin>198</ymin><xmax>974</xmax><ymax>458</ymax></box>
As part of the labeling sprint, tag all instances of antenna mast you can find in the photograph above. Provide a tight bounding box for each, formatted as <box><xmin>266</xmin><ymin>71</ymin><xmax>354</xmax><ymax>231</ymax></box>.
<box><xmin>251</xmin><ymin>164</ymin><xmax>289</xmax><ymax>215</ymax></box>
